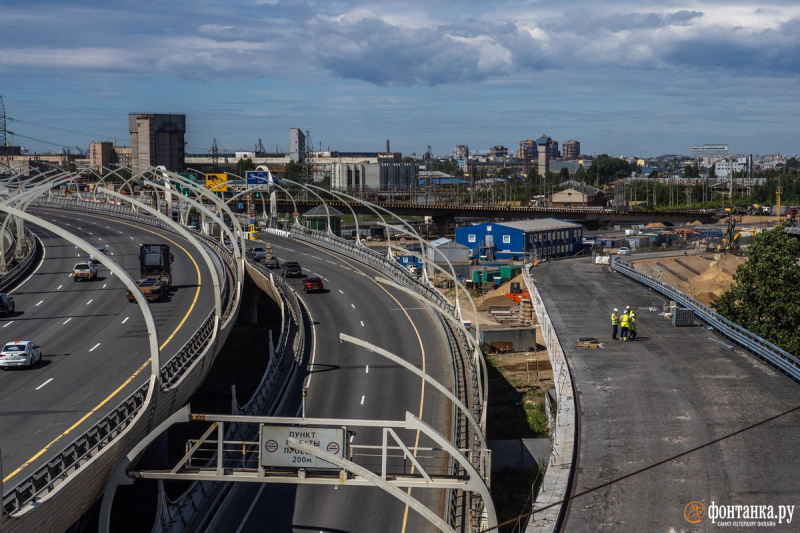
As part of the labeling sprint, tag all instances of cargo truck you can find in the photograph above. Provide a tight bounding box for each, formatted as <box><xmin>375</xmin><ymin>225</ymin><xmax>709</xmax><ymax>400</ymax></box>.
<box><xmin>126</xmin><ymin>244</ymin><xmax>174</xmax><ymax>302</ymax></box>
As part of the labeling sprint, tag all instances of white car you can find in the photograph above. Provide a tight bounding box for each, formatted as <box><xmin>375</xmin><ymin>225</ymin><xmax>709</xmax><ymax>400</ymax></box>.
<box><xmin>406</xmin><ymin>264</ymin><xmax>422</xmax><ymax>277</ymax></box>
<box><xmin>73</xmin><ymin>261</ymin><xmax>98</xmax><ymax>281</ymax></box>
<box><xmin>90</xmin><ymin>247</ymin><xmax>108</xmax><ymax>263</ymax></box>
<box><xmin>0</xmin><ymin>340</ymin><xmax>42</xmax><ymax>369</ymax></box>
<box><xmin>617</xmin><ymin>247</ymin><xmax>631</xmax><ymax>256</ymax></box>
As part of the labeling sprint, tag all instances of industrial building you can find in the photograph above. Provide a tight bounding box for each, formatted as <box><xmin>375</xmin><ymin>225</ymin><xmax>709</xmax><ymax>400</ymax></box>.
<box><xmin>425</xmin><ymin>238</ymin><xmax>471</xmax><ymax>276</ymax></box>
<box><xmin>330</xmin><ymin>162</ymin><xmax>417</xmax><ymax>191</ymax></box>
<box><xmin>455</xmin><ymin>218</ymin><xmax>583</xmax><ymax>260</ymax></box>
<box><xmin>690</xmin><ymin>144</ymin><xmax>729</xmax><ymax>159</ymax></box>
<box><xmin>129</xmin><ymin>113</ymin><xmax>186</xmax><ymax>175</ymax></box>
<box><xmin>290</xmin><ymin>128</ymin><xmax>305</xmax><ymax>162</ymax></box>
<box><xmin>551</xmin><ymin>183</ymin><xmax>605</xmax><ymax>207</ymax></box>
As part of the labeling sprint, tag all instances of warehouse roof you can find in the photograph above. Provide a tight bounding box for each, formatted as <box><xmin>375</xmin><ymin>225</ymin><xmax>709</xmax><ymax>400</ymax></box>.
<box><xmin>495</xmin><ymin>218</ymin><xmax>582</xmax><ymax>232</ymax></box>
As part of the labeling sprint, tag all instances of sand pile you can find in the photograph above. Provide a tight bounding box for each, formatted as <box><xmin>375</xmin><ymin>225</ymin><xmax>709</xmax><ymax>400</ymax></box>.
<box><xmin>477</xmin><ymin>273</ymin><xmax>525</xmax><ymax>310</ymax></box>
<box><xmin>687</xmin><ymin>220</ymin><xmax>703</xmax><ymax>226</ymax></box>
<box><xmin>644</xmin><ymin>222</ymin><xmax>667</xmax><ymax>228</ymax></box>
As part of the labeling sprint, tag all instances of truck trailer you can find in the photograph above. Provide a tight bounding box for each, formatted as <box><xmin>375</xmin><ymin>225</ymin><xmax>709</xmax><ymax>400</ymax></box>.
<box><xmin>127</xmin><ymin>244</ymin><xmax>174</xmax><ymax>302</ymax></box>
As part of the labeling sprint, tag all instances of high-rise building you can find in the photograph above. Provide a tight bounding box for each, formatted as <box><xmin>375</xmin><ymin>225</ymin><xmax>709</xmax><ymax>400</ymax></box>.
<box><xmin>128</xmin><ymin>113</ymin><xmax>186</xmax><ymax>175</ymax></box>
<box><xmin>690</xmin><ymin>144</ymin><xmax>729</xmax><ymax>159</ymax></box>
<box><xmin>290</xmin><ymin>128</ymin><xmax>305</xmax><ymax>162</ymax></box>
<box><xmin>537</xmin><ymin>135</ymin><xmax>553</xmax><ymax>176</ymax></box>
<box><xmin>89</xmin><ymin>141</ymin><xmax>116</xmax><ymax>176</ymax></box>
<box><xmin>518</xmin><ymin>140</ymin><xmax>537</xmax><ymax>163</ymax></box>
<box><xmin>454</xmin><ymin>145</ymin><xmax>469</xmax><ymax>160</ymax></box>
<box><xmin>489</xmin><ymin>146</ymin><xmax>508</xmax><ymax>159</ymax></box>
<box><xmin>562</xmin><ymin>140</ymin><xmax>581</xmax><ymax>160</ymax></box>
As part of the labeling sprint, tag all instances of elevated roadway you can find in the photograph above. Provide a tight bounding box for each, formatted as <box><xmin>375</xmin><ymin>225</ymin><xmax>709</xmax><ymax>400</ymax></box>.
<box><xmin>0</xmin><ymin>207</ymin><xmax>216</xmax><ymax>492</ymax></box>
<box><xmin>274</xmin><ymin>199</ymin><xmax>715</xmax><ymax>227</ymax></box>
<box><xmin>531</xmin><ymin>259</ymin><xmax>800</xmax><ymax>531</ymax></box>
<box><xmin>212</xmin><ymin>234</ymin><xmax>455</xmax><ymax>532</ymax></box>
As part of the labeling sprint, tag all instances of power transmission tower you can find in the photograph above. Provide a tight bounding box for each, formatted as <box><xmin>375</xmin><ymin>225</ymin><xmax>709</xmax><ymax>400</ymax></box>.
<box><xmin>256</xmin><ymin>138</ymin><xmax>266</xmax><ymax>155</ymax></box>
<box><xmin>304</xmin><ymin>130</ymin><xmax>312</xmax><ymax>197</ymax></box>
<box><xmin>211</xmin><ymin>138</ymin><xmax>220</xmax><ymax>171</ymax></box>
<box><xmin>0</xmin><ymin>96</ymin><xmax>9</xmax><ymax>168</ymax></box>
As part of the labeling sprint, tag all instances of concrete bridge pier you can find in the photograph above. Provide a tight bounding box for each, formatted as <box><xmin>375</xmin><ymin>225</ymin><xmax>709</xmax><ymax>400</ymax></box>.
<box><xmin>431</xmin><ymin>214</ymin><xmax>454</xmax><ymax>238</ymax></box>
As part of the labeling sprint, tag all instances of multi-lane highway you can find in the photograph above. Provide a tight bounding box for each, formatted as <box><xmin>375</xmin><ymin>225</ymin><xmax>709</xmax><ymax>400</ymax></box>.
<box><xmin>0</xmin><ymin>207</ymin><xmax>215</xmax><ymax>491</ymax></box>
<box><xmin>213</xmin><ymin>235</ymin><xmax>455</xmax><ymax>532</ymax></box>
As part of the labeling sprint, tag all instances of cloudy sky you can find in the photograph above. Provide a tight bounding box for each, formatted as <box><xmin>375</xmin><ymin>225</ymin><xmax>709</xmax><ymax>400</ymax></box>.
<box><xmin>2</xmin><ymin>0</ymin><xmax>799</xmax><ymax>157</ymax></box>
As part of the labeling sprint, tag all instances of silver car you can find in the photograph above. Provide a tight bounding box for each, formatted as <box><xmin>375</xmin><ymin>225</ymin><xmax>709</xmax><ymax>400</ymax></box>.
<box><xmin>0</xmin><ymin>341</ymin><xmax>42</xmax><ymax>369</ymax></box>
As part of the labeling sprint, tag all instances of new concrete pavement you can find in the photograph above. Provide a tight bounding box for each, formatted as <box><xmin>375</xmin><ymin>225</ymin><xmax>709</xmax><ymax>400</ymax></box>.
<box><xmin>531</xmin><ymin>258</ymin><xmax>800</xmax><ymax>532</ymax></box>
<box><xmin>0</xmin><ymin>208</ymin><xmax>216</xmax><ymax>489</ymax></box>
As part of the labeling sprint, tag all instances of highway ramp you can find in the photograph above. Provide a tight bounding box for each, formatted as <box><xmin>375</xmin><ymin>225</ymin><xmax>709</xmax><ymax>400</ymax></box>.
<box><xmin>531</xmin><ymin>259</ymin><xmax>800</xmax><ymax>531</ymax></box>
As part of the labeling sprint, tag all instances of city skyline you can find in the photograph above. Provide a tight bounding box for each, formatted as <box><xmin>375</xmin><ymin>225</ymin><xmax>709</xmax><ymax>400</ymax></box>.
<box><xmin>3</xmin><ymin>1</ymin><xmax>800</xmax><ymax>157</ymax></box>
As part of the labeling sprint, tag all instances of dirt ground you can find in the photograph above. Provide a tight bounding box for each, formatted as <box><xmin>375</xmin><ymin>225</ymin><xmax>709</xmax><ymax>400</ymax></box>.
<box><xmin>633</xmin><ymin>253</ymin><xmax>747</xmax><ymax>305</ymax></box>
<box><xmin>490</xmin><ymin>350</ymin><xmax>552</xmax><ymax>385</ymax></box>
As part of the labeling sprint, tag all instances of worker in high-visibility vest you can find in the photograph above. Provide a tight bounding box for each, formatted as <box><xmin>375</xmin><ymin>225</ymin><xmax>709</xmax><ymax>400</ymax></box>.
<box><xmin>629</xmin><ymin>311</ymin><xmax>637</xmax><ymax>341</ymax></box>
<box><xmin>620</xmin><ymin>307</ymin><xmax>631</xmax><ymax>341</ymax></box>
<box><xmin>611</xmin><ymin>308</ymin><xmax>619</xmax><ymax>340</ymax></box>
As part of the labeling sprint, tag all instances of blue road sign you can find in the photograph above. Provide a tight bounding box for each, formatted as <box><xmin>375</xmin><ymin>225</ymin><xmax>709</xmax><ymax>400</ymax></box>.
<box><xmin>246</xmin><ymin>171</ymin><xmax>272</xmax><ymax>189</ymax></box>
<box><xmin>237</xmin><ymin>203</ymin><xmax>245</xmax><ymax>210</ymax></box>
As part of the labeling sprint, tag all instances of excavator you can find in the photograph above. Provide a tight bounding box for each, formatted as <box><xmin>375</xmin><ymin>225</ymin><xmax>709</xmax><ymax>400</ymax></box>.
<box><xmin>717</xmin><ymin>214</ymin><xmax>741</xmax><ymax>253</ymax></box>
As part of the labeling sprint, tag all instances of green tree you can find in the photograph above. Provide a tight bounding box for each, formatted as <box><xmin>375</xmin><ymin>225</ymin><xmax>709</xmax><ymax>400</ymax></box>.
<box><xmin>283</xmin><ymin>158</ymin><xmax>308</xmax><ymax>182</ymax></box>
<box><xmin>235</xmin><ymin>157</ymin><xmax>256</xmax><ymax>177</ymax></box>
<box><xmin>714</xmin><ymin>225</ymin><xmax>800</xmax><ymax>355</ymax></box>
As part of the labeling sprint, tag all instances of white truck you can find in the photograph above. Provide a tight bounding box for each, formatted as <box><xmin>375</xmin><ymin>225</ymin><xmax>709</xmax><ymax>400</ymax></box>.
<box><xmin>72</xmin><ymin>261</ymin><xmax>98</xmax><ymax>281</ymax></box>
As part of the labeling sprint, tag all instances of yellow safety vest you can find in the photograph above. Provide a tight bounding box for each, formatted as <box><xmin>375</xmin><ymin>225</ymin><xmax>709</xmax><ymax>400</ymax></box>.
<box><xmin>620</xmin><ymin>313</ymin><xmax>630</xmax><ymax>328</ymax></box>
<box><xmin>611</xmin><ymin>313</ymin><xmax>619</xmax><ymax>325</ymax></box>
<box><xmin>629</xmin><ymin>315</ymin><xmax>636</xmax><ymax>330</ymax></box>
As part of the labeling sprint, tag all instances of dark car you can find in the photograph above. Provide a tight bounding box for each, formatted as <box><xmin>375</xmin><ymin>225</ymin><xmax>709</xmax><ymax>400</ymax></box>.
<box><xmin>265</xmin><ymin>256</ymin><xmax>280</xmax><ymax>269</ymax></box>
<box><xmin>281</xmin><ymin>261</ymin><xmax>302</xmax><ymax>277</ymax></box>
<box><xmin>302</xmin><ymin>276</ymin><xmax>324</xmax><ymax>293</ymax></box>
<box><xmin>0</xmin><ymin>294</ymin><xmax>14</xmax><ymax>317</ymax></box>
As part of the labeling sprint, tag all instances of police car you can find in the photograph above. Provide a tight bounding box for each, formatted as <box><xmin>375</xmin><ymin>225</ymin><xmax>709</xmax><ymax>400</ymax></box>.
<box><xmin>0</xmin><ymin>341</ymin><xmax>42</xmax><ymax>369</ymax></box>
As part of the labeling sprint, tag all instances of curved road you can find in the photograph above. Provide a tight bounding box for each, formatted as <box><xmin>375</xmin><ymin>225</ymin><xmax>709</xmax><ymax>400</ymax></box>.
<box><xmin>0</xmin><ymin>207</ymin><xmax>216</xmax><ymax>491</ymax></box>
<box><xmin>532</xmin><ymin>258</ymin><xmax>800</xmax><ymax>531</ymax></box>
<box><xmin>214</xmin><ymin>234</ymin><xmax>456</xmax><ymax>532</ymax></box>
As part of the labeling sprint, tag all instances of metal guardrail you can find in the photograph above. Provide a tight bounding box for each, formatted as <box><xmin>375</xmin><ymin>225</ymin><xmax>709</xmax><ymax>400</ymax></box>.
<box><xmin>2</xmin><ymin>196</ymin><xmax>240</xmax><ymax>519</ymax></box>
<box><xmin>612</xmin><ymin>257</ymin><xmax>800</xmax><ymax>381</ymax></box>
<box><xmin>0</xmin><ymin>226</ymin><xmax>38</xmax><ymax>292</ymax></box>
<box><xmin>152</xmin><ymin>259</ymin><xmax>307</xmax><ymax>532</ymax></box>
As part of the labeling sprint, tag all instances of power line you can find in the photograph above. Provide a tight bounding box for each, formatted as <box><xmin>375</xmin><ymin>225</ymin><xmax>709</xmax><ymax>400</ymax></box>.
<box><xmin>479</xmin><ymin>402</ymin><xmax>800</xmax><ymax>532</ymax></box>
<box><xmin>7</xmin><ymin>117</ymin><xmax>117</xmax><ymax>141</ymax></box>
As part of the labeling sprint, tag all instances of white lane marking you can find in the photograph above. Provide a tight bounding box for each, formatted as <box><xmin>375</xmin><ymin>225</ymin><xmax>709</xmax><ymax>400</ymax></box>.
<box><xmin>68</xmin><ymin>273</ymin><xmax>73</xmax><ymax>277</ymax></box>
<box><xmin>110</xmin><ymin>271</ymin><xmax>114</xmax><ymax>276</ymax></box>
<box><xmin>57</xmin><ymin>285</ymin><xmax>62</xmax><ymax>290</ymax></box>
<box><xmin>3</xmin><ymin>321</ymin><xmax>13</xmax><ymax>328</ymax></box>
<box><xmin>119</xmin><ymin>231</ymin><xmax>123</xmax><ymax>234</ymax></box>
<box><xmin>86</xmin><ymin>299</ymin><xmax>93</xmax><ymax>305</ymax></box>
<box><xmin>35</xmin><ymin>378</ymin><xmax>53</xmax><ymax>391</ymax></box>
<box><xmin>89</xmin><ymin>343</ymin><xmax>101</xmax><ymax>352</ymax></box>
<box><xmin>63</xmin><ymin>318</ymin><xmax>72</xmax><ymax>324</ymax></box>
<box><xmin>102</xmin><ymin>284</ymin><xmax>107</xmax><ymax>289</ymax></box>
<box><xmin>351</xmin><ymin>303</ymin><xmax>355</xmax><ymax>309</ymax></box>
<box><xmin>365</xmin><ymin>365</ymin><xmax>369</xmax><ymax>373</ymax></box>
<box><xmin>99</xmin><ymin>238</ymin><xmax>103</xmax><ymax>241</ymax></box>
<box><xmin>35</xmin><ymin>300</ymin><xmax>43</xmax><ymax>306</ymax></box>
<box><xmin>339</xmin><ymin>290</ymin><xmax>344</xmax><ymax>294</ymax></box>
<box><xmin>122</xmin><ymin>317</ymin><xmax>130</xmax><ymax>324</ymax></box>
<box><xmin>235</xmin><ymin>484</ymin><xmax>267</xmax><ymax>533</ymax></box>
<box><xmin>389</xmin><ymin>307</ymin><xmax>426</xmax><ymax>311</ymax></box>
<box><xmin>360</xmin><ymin>320</ymin><xmax>364</xmax><ymax>327</ymax></box>
<box><xmin>110</xmin><ymin>252</ymin><xmax>114</xmax><ymax>255</ymax></box>
<box><xmin>89</xmin><ymin>232</ymin><xmax>93</xmax><ymax>235</ymax></box>
<box><xmin>350</xmin><ymin>434</ymin><xmax>355</xmax><ymax>443</ymax></box>
<box><xmin>360</xmin><ymin>395</ymin><xmax>365</xmax><ymax>405</ymax></box>
<box><xmin>340</xmin><ymin>266</ymin><xmax>351</xmax><ymax>270</ymax></box>
<box><xmin>312</xmin><ymin>255</ymin><xmax>323</xmax><ymax>260</ymax></box>
<box><xmin>325</xmin><ymin>260</ymin><xmax>335</xmax><ymax>264</ymax></box>
<box><xmin>106</xmin><ymin>226</ymin><xmax>110</xmax><ymax>229</ymax></box>
<box><xmin>130</xmin><ymin>236</ymin><xmax>134</xmax><ymax>239</ymax></box>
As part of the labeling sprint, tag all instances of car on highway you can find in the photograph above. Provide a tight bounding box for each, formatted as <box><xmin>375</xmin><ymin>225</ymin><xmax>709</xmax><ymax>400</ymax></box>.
<box><xmin>302</xmin><ymin>276</ymin><xmax>325</xmax><ymax>293</ymax></box>
<box><xmin>617</xmin><ymin>247</ymin><xmax>631</xmax><ymax>256</ymax></box>
<box><xmin>0</xmin><ymin>340</ymin><xmax>42</xmax><ymax>369</ymax></box>
<box><xmin>72</xmin><ymin>261</ymin><xmax>98</xmax><ymax>281</ymax></box>
<box><xmin>248</xmin><ymin>247</ymin><xmax>267</xmax><ymax>262</ymax></box>
<box><xmin>281</xmin><ymin>261</ymin><xmax>302</xmax><ymax>277</ymax></box>
<box><xmin>264</xmin><ymin>256</ymin><xmax>280</xmax><ymax>269</ymax></box>
<box><xmin>90</xmin><ymin>246</ymin><xmax>108</xmax><ymax>263</ymax></box>
<box><xmin>0</xmin><ymin>293</ymin><xmax>14</xmax><ymax>317</ymax></box>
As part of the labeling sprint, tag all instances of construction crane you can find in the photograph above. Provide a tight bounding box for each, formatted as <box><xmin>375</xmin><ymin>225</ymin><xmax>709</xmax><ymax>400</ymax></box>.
<box><xmin>0</xmin><ymin>96</ymin><xmax>9</xmax><ymax>168</ymax></box>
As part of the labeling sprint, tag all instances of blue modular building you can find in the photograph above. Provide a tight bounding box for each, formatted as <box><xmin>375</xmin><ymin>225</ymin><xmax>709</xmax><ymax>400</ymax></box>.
<box><xmin>455</xmin><ymin>218</ymin><xmax>584</xmax><ymax>260</ymax></box>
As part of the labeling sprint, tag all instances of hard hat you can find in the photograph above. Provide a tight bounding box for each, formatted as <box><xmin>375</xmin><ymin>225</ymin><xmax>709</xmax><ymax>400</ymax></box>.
<box><xmin>613</xmin><ymin>308</ymin><xmax>618</xmax><ymax>312</ymax></box>
<box><xmin>625</xmin><ymin>306</ymin><xmax>630</xmax><ymax>310</ymax></box>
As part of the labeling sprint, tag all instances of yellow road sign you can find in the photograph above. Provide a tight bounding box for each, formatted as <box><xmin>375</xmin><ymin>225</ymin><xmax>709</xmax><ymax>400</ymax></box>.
<box><xmin>206</xmin><ymin>173</ymin><xmax>228</xmax><ymax>192</ymax></box>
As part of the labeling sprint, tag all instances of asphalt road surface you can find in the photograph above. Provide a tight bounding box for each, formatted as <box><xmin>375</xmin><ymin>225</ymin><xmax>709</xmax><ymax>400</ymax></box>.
<box><xmin>531</xmin><ymin>259</ymin><xmax>800</xmax><ymax>532</ymax></box>
<box><xmin>0</xmin><ymin>208</ymin><xmax>215</xmax><ymax>490</ymax></box>
<box><xmin>213</xmin><ymin>235</ymin><xmax>455</xmax><ymax>533</ymax></box>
